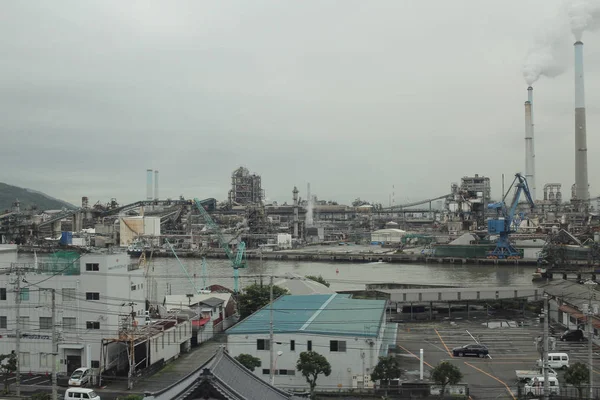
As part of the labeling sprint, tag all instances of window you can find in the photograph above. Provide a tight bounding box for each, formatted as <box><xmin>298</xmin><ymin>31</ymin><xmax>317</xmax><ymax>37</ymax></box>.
<box><xmin>85</xmin><ymin>263</ymin><xmax>99</xmax><ymax>271</ymax></box>
<box><xmin>307</xmin><ymin>340</ymin><xmax>312</xmax><ymax>351</ymax></box>
<box><xmin>62</xmin><ymin>288</ymin><xmax>76</xmax><ymax>302</ymax></box>
<box><xmin>86</xmin><ymin>321</ymin><xmax>100</xmax><ymax>330</ymax></box>
<box><xmin>131</xmin><ymin>285</ymin><xmax>136</xmax><ymax>291</ymax></box>
<box><xmin>257</xmin><ymin>339</ymin><xmax>270</xmax><ymax>350</ymax></box>
<box><xmin>62</xmin><ymin>317</ymin><xmax>76</xmax><ymax>331</ymax></box>
<box><xmin>290</xmin><ymin>340</ymin><xmax>295</xmax><ymax>351</ymax></box>
<box><xmin>0</xmin><ymin>288</ymin><xmax>6</xmax><ymax>300</ymax></box>
<box><xmin>19</xmin><ymin>316</ymin><xmax>29</xmax><ymax>330</ymax></box>
<box><xmin>0</xmin><ymin>316</ymin><xmax>6</xmax><ymax>329</ymax></box>
<box><xmin>262</xmin><ymin>369</ymin><xmax>270</xmax><ymax>375</ymax></box>
<box><xmin>86</xmin><ymin>292</ymin><xmax>100</xmax><ymax>301</ymax></box>
<box><xmin>20</xmin><ymin>352</ymin><xmax>30</xmax><ymax>368</ymax></box>
<box><xmin>330</xmin><ymin>340</ymin><xmax>347</xmax><ymax>352</ymax></box>
<box><xmin>279</xmin><ymin>369</ymin><xmax>296</xmax><ymax>376</ymax></box>
<box><xmin>19</xmin><ymin>288</ymin><xmax>29</xmax><ymax>301</ymax></box>
<box><xmin>91</xmin><ymin>360</ymin><xmax>100</xmax><ymax>368</ymax></box>
<box><xmin>39</xmin><ymin>317</ymin><xmax>52</xmax><ymax>330</ymax></box>
<box><xmin>40</xmin><ymin>353</ymin><xmax>50</xmax><ymax>368</ymax></box>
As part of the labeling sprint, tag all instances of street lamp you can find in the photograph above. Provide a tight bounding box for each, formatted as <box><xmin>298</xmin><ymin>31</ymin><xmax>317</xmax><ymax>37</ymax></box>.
<box><xmin>271</xmin><ymin>351</ymin><xmax>283</xmax><ymax>386</ymax></box>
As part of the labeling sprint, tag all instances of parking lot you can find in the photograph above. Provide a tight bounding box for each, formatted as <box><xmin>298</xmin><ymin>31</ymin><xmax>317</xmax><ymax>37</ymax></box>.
<box><xmin>396</xmin><ymin>319</ymin><xmax>600</xmax><ymax>400</ymax></box>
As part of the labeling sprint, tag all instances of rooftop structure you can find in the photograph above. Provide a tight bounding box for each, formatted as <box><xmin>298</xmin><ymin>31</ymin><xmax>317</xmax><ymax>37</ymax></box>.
<box><xmin>144</xmin><ymin>347</ymin><xmax>298</xmax><ymax>400</ymax></box>
<box><xmin>228</xmin><ymin>293</ymin><xmax>385</xmax><ymax>337</ymax></box>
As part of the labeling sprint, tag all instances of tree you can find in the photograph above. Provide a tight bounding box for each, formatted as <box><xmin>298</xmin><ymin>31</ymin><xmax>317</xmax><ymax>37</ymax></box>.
<box><xmin>565</xmin><ymin>362</ymin><xmax>589</xmax><ymax>399</ymax></box>
<box><xmin>234</xmin><ymin>354</ymin><xmax>262</xmax><ymax>372</ymax></box>
<box><xmin>371</xmin><ymin>355</ymin><xmax>402</xmax><ymax>396</ymax></box>
<box><xmin>431</xmin><ymin>361</ymin><xmax>463</xmax><ymax>399</ymax></box>
<box><xmin>305</xmin><ymin>275</ymin><xmax>330</xmax><ymax>287</ymax></box>
<box><xmin>296</xmin><ymin>351</ymin><xmax>331</xmax><ymax>398</ymax></box>
<box><xmin>238</xmin><ymin>283</ymin><xmax>288</xmax><ymax>319</ymax></box>
<box><xmin>0</xmin><ymin>352</ymin><xmax>17</xmax><ymax>394</ymax></box>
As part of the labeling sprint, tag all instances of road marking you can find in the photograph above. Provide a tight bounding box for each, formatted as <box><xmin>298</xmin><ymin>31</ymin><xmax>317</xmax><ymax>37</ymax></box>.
<box><xmin>424</xmin><ymin>338</ymin><xmax>455</xmax><ymax>354</ymax></box>
<box><xmin>397</xmin><ymin>344</ymin><xmax>434</xmax><ymax>369</ymax></box>
<box><xmin>435</xmin><ymin>329</ymin><xmax>453</xmax><ymax>357</ymax></box>
<box><xmin>464</xmin><ymin>361</ymin><xmax>516</xmax><ymax>400</ymax></box>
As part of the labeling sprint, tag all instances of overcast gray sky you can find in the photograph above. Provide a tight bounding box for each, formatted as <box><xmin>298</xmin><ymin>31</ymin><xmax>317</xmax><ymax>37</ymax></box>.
<box><xmin>1</xmin><ymin>0</ymin><xmax>599</xmax><ymax>207</ymax></box>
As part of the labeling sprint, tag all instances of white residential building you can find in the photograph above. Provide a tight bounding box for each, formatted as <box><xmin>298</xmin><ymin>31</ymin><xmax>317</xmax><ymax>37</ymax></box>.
<box><xmin>227</xmin><ymin>294</ymin><xmax>397</xmax><ymax>391</ymax></box>
<box><xmin>0</xmin><ymin>252</ymin><xmax>147</xmax><ymax>376</ymax></box>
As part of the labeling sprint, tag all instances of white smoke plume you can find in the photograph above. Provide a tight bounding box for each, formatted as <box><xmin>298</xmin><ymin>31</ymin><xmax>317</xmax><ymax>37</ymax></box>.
<box><xmin>522</xmin><ymin>13</ymin><xmax>570</xmax><ymax>85</ymax></box>
<box><xmin>567</xmin><ymin>0</ymin><xmax>600</xmax><ymax>40</ymax></box>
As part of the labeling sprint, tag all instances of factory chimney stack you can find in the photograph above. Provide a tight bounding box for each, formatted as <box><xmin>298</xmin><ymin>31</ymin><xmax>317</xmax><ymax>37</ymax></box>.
<box><xmin>524</xmin><ymin>100</ymin><xmax>535</xmax><ymax>201</ymax></box>
<box><xmin>146</xmin><ymin>169</ymin><xmax>153</xmax><ymax>201</ymax></box>
<box><xmin>526</xmin><ymin>86</ymin><xmax>536</xmax><ymax>201</ymax></box>
<box><xmin>574</xmin><ymin>41</ymin><xmax>589</xmax><ymax>206</ymax></box>
<box><xmin>292</xmin><ymin>186</ymin><xmax>299</xmax><ymax>238</ymax></box>
<box><xmin>154</xmin><ymin>170</ymin><xmax>159</xmax><ymax>200</ymax></box>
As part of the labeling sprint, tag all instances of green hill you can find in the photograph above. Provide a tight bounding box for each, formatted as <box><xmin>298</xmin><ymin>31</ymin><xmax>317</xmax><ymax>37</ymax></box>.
<box><xmin>0</xmin><ymin>183</ymin><xmax>76</xmax><ymax>212</ymax></box>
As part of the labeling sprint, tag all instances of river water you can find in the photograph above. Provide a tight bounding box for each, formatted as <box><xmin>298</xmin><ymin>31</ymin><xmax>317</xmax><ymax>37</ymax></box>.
<box><xmin>16</xmin><ymin>253</ymin><xmax>540</xmax><ymax>302</ymax></box>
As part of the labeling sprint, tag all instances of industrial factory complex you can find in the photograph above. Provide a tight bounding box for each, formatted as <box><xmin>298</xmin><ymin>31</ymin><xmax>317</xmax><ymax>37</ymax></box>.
<box><xmin>1</xmin><ymin>38</ymin><xmax>600</xmax><ymax>265</ymax></box>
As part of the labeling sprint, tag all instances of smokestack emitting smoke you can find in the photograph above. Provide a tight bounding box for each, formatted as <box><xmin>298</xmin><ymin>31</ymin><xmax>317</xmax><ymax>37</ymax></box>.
<box><xmin>154</xmin><ymin>170</ymin><xmax>159</xmax><ymax>200</ymax></box>
<box><xmin>146</xmin><ymin>169</ymin><xmax>153</xmax><ymax>200</ymax></box>
<box><xmin>568</xmin><ymin>0</ymin><xmax>600</xmax><ymax>41</ymax></box>
<box><xmin>574</xmin><ymin>40</ymin><xmax>589</xmax><ymax>202</ymax></box>
<box><xmin>525</xmin><ymin>88</ymin><xmax>536</xmax><ymax>202</ymax></box>
<box><xmin>523</xmin><ymin>0</ymin><xmax>600</xmax><ymax>85</ymax></box>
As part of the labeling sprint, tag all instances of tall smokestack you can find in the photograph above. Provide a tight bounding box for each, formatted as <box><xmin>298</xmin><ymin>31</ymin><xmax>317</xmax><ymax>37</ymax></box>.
<box><xmin>154</xmin><ymin>170</ymin><xmax>159</xmax><ymax>200</ymax></box>
<box><xmin>574</xmin><ymin>41</ymin><xmax>589</xmax><ymax>204</ymax></box>
<box><xmin>146</xmin><ymin>169</ymin><xmax>153</xmax><ymax>200</ymax></box>
<box><xmin>525</xmin><ymin>86</ymin><xmax>536</xmax><ymax>201</ymax></box>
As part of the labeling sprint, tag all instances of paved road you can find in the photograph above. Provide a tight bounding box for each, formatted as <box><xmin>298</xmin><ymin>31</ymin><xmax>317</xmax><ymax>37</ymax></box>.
<box><xmin>397</xmin><ymin>320</ymin><xmax>541</xmax><ymax>400</ymax></box>
<box><xmin>397</xmin><ymin>319</ymin><xmax>600</xmax><ymax>400</ymax></box>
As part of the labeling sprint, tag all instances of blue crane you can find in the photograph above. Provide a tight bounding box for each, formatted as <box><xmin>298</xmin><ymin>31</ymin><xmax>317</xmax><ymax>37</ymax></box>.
<box><xmin>486</xmin><ymin>173</ymin><xmax>535</xmax><ymax>259</ymax></box>
<box><xmin>193</xmin><ymin>198</ymin><xmax>247</xmax><ymax>293</ymax></box>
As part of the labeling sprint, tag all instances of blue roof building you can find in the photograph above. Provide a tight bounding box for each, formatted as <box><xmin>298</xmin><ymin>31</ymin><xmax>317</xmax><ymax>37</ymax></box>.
<box><xmin>227</xmin><ymin>293</ymin><xmax>396</xmax><ymax>391</ymax></box>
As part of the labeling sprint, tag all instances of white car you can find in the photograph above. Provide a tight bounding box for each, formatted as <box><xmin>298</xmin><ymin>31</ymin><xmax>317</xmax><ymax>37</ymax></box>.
<box><xmin>68</xmin><ymin>367</ymin><xmax>91</xmax><ymax>387</ymax></box>
<box><xmin>64</xmin><ymin>387</ymin><xmax>101</xmax><ymax>399</ymax></box>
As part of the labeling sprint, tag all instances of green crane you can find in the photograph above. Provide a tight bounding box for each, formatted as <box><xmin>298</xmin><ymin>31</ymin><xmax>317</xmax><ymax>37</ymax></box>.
<box><xmin>193</xmin><ymin>198</ymin><xmax>247</xmax><ymax>293</ymax></box>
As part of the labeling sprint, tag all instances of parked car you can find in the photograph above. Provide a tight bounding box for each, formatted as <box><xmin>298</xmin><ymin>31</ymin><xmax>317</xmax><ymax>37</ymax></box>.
<box><xmin>452</xmin><ymin>344</ymin><xmax>489</xmax><ymax>358</ymax></box>
<box><xmin>560</xmin><ymin>329</ymin><xmax>585</xmax><ymax>342</ymax></box>
<box><xmin>68</xmin><ymin>367</ymin><xmax>91</xmax><ymax>387</ymax></box>
<box><xmin>64</xmin><ymin>387</ymin><xmax>101</xmax><ymax>400</ymax></box>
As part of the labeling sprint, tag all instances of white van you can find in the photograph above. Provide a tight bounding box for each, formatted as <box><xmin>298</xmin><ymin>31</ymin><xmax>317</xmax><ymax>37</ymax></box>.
<box><xmin>536</xmin><ymin>353</ymin><xmax>570</xmax><ymax>370</ymax></box>
<box><xmin>523</xmin><ymin>376</ymin><xmax>560</xmax><ymax>397</ymax></box>
<box><xmin>64</xmin><ymin>388</ymin><xmax>101</xmax><ymax>399</ymax></box>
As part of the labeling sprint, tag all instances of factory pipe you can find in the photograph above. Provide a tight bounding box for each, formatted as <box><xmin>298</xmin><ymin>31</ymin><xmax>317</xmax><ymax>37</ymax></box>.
<box><xmin>527</xmin><ymin>86</ymin><xmax>536</xmax><ymax>201</ymax></box>
<box><xmin>525</xmin><ymin>100</ymin><xmax>534</xmax><ymax>202</ymax></box>
<box><xmin>146</xmin><ymin>169</ymin><xmax>153</xmax><ymax>201</ymax></box>
<box><xmin>154</xmin><ymin>170</ymin><xmax>159</xmax><ymax>200</ymax></box>
<box><xmin>574</xmin><ymin>41</ymin><xmax>589</xmax><ymax>205</ymax></box>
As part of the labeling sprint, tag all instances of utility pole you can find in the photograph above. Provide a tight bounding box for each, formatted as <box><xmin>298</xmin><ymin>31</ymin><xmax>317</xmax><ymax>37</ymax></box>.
<box><xmin>269</xmin><ymin>275</ymin><xmax>274</xmax><ymax>385</ymax></box>
<box><xmin>14</xmin><ymin>269</ymin><xmax>21</xmax><ymax>397</ymax></box>
<box><xmin>585</xmin><ymin>289</ymin><xmax>595</xmax><ymax>399</ymax></box>
<box><xmin>51</xmin><ymin>289</ymin><xmax>58</xmax><ymax>400</ymax></box>
<box><xmin>543</xmin><ymin>294</ymin><xmax>549</xmax><ymax>400</ymax></box>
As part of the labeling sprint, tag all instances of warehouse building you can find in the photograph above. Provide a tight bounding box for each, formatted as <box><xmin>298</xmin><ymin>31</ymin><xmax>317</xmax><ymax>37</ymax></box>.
<box><xmin>227</xmin><ymin>294</ymin><xmax>396</xmax><ymax>391</ymax></box>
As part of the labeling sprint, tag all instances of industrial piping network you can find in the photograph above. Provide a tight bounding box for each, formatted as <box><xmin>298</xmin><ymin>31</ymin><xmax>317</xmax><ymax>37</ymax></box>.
<box><xmin>382</xmin><ymin>194</ymin><xmax>451</xmax><ymax>210</ymax></box>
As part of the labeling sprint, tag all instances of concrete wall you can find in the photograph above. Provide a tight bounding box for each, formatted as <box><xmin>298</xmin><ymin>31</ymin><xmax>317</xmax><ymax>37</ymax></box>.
<box><xmin>150</xmin><ymin>321</ymin><xmax>192</xmax><ymax>364</ymax></box>
<box><xmin>227</xmin><ymin>332</ymin><xmax>383</xmax><ymax>391</ymax></box>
